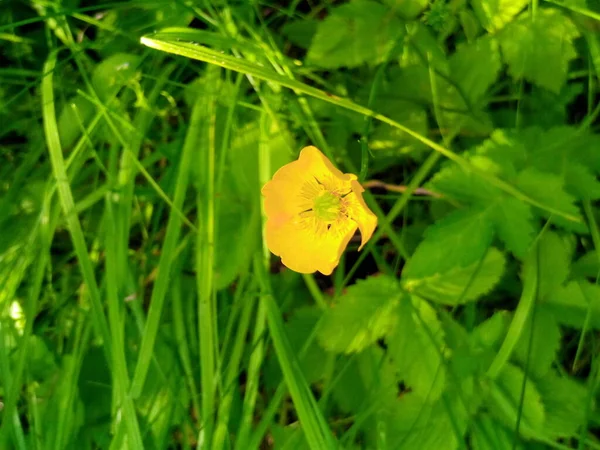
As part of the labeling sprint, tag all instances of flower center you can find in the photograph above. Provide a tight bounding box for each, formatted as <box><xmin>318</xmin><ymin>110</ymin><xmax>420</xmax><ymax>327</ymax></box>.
<box><xmin>312</xmin><ymin>191</ymin><xmax>341</xmax><ymax>222</ymax></box>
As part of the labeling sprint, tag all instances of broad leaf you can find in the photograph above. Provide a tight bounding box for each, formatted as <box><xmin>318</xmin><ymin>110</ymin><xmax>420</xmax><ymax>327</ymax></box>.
<box><xmin>318</xmin><ymin>275</ymin><xmax>402</xmax><ymax>354</ymax></box>
<box><xmin>545</xmin><ymin>280</ymin><xmax>600</xmax><ymax>330</ymax></box>
<box><xmin>402</xmin><ymin>208</ymin><xmax>494</xmax><ymax>280</ymax></box>
<box><xmin>488</xmin><ymin>363</ymin><xmax>545</xmax><ymax>437</ymax></box>
<box><xmin>307</xmin><ymin>0</ymin><xmax>404</xmax><ymax>69</ymax></box>
<box><xmin>471</xmin><ymin>0</ymin><xmax>528</xmax><ymax>31</ymax></box>
<box><xmin>388</xmin><ymin>296</ymin><xmax>446</xmax><ymax>400</ymax></box>
<box><xmin>537</xmin><ymin>371</ymin><xmax>590</xmax><ymax>438</ymax></box>
<box><xmin>498</xmin><ymin>9</ymin><xmax>580</xmax><ymax>93</ymax></box>
<box><xmin>404</xmin><ymin>247</ymin><xmax>506</xmax><ymax>305</ymax></box>
<box><xmin>513</xmin><ymin>308</ymin><xmax>561</xmax><ymax>378</ymax></box>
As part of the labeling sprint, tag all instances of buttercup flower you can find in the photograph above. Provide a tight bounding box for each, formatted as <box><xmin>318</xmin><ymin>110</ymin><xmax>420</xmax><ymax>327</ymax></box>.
<box><xmin>261</xmin><ymin>146</ymin><xmax>378</xmax><ymax>275</ymax></box>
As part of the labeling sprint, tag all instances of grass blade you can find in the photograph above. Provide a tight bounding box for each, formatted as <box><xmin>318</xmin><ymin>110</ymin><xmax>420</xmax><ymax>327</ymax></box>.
<box><xmin>139</xmin><ymin>35</ymin><xmax>580</xmax><ymax>223</ymax></box>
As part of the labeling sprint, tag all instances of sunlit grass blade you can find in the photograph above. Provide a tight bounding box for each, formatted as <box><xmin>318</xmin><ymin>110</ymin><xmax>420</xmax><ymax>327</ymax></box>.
<box><xmin>195</xmin><ymin>66</ymin><xmax>219</xmax><ymax>449</ymax></box>
<box><xmin>104</xmin><ymin>197</ymin><xmax>145</xmax><ymax>449</ymax></box>
<box><xmin>41</xmin><ymin>49</ymin><xmax>112</xmax><ymax>364</ymax></box>
<box><xmin>139</xmin><ymin>35</ymin><xmax>581</xmax><ymax>223</ymax></box>
<box><xmin>254</xmin><ymin>255</ymin><xmax>338</xmax><ymax>449</ymax></box>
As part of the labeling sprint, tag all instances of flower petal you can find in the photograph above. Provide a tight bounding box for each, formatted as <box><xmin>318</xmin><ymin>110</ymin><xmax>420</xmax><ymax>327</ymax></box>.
<box><xmin>346</xmin><ymin>180</ymin><xmax>378</xmax><ymax>250</ymax></box>
<box><xmin>265</xmin><ymin>215</ymin><xmax>357</xmax><ymax>275</ymax></box>
<box><xmin>298</xmin><ymin>146</ymin><xmax>355</xmax><ymax>194</ymax></box>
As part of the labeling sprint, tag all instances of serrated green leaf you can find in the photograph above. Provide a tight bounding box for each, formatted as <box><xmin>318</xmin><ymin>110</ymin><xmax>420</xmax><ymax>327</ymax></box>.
<box><xmin>449</xmin><ymin>35</ymin><xmax>501</xmax><ymax>104</ymax></box>
<box><xmin>427</xmin><ymin>160</ymin><xmax>500</xmax><ymax>204</ymax></box>
<box><xmin>537</xmin><ymin>371</ymin><xmax>590</xmax><ymax>438</ymax></box>
<box><xmin>388</xmin><ymin>296</ymin><xmax>446</xmax><ymax>400</ymax></box>
<box><xmin>498</xmin><ymin>9</ymin><xmax>580</xmax><ymax>93</ymax></box>
<box><xmin>571</xmin><ymin>251</ymin><xmax>600</xmax><ymax>279</ymax></box>
<box><xmin>470</xmin><ymin>413</ymin><xmax>527</xmax><ymax>450</ymax></box>
<box><xmin>383</xmin><ymin>0</ymin><xmax>429</xmax><ymax>19</ymax></box>
<box><xmin>492</xmin><ymin>196</ymin><xmax>535</xmax><ymax>258</ymax></box>
<box><xmin>514</xmin><ymin>308</ymin><xmax>561</xmax><ymax>378</ymax></box>
<box><xmin>488</xmin><ymin>363</ymin><xmax>545</xmax><ymax>437</ymax></box>
<box><xmin>399</xmin><ymin>22</ymin><xmax>447</xmax><ymax>70</ymax></box>
<box><xmin>545</xmin><ymin>280</ymin><xmax>600</xmax><ymax>329</ymax></box>
<box><xmin>282</xmin><ymin>19</ymin><xmax>318</xmax><ymax>50</ymax></box>
<box><xmin>368</xmin><ymin>98</ymin><xmax>429</xmax><ymax>163</ymax></box>
<box><xmin>91</xmin><ymin>53</ymin><xmax>141</xmax><ymax>101</ymax></box>
<box><xmin>384</xmin><ymin>383</ymin><xmax>472</xmax><ymax>450</ymax></box>
<box><xmin>536</xmin><ymin>231</ymin><xmax>572</xmax><ymax>301</ymax></box>
<box><xmin>403</xmin><ymin>208</ymin><xmax>494</xmax><ymax>279</ymax></box>
<box><xmin>307</xmin><ymin>0</ymin><xmax>404</xmax><ymax>69</ymax></box>
<box><xmin>404</xmin><ymin>247</ymin><xmax>505</xmax><ymax>305</ymax></box>
<box><xmin>318</xmin><ymin>275</ymin><xmax>402</xmax><ymax>354</ymax></box>
<box><xmin>471</xmin><ymin>311</ymin><xmax>512</xmax><ymax>350</ymax></box>
<box><xmin>268</xmin><ymin>307</ymin><xmax>329</xmax><ymax>386</ymax></box>
<box><xmin>516</xmin><ymin>168</ymin><xmax>581</xmax><ymax>222</ymax></box>
<box><xmin>471</xmin><ymin>0</ymin><xmax>528</xmax><ymax>31</ymax></box>
<box><xmin>565</xmin><ymin>162</ymin><xmax>600</xmax><ymax>200</ymax></box>
<box><xmin>331</xmin><ymin>348</ymin><xmax>398</xmax><ymax>415</ymax></box>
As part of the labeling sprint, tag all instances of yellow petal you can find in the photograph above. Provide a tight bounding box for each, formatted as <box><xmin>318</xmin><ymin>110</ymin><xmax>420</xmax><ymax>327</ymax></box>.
<box><xmin>266</xmin><ymin>214</ymin><xmax>357</xmax><ymax>275</ymax></box>
<box><xmin>261</xmin><ymin>145</ymin><xmax>378</xmax><ymax>275</ymax></box>
<box><xmin>346</xmin><ymin>180</ymin><xmax>378</xmax><ymax>250</ymax></box>
<box><xmin>298</xmin><ymin>146</ymin><xmax>355</xmax><ymax>194</ymax></box>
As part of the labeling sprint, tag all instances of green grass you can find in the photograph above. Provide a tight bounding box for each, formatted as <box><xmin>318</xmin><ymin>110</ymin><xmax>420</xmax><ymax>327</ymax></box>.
<box><xmin>2</xmin><ymin>0</ymin><xmax>600</xmax><ymax>449</ymax></box>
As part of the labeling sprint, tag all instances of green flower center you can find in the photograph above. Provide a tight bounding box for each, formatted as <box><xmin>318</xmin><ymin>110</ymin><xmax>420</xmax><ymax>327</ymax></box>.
<box><xmin>313</xmin><ymin>191</ymin><xmax>341</xmax><ymax>222</ymax></box>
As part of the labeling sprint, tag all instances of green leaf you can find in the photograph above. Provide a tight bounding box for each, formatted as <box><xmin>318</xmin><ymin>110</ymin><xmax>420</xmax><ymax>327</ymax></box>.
<box><xmin>267</xmin><ymin>307</ymin><xmax>329</xmax><ymax>388</ymax></box>
<box><xmin>215</xmin><ymin>202</ymin><xmax>259</xmax><ymax>290</ymax></box>
<box><xmin>403</xmin><ymin>208</ymin><xmax>494</xmax><ymax>278</ymax></box>
<box><xmin>471</xmin><ymin>311</ymin><xmax>512</xmax><ymax>350</ymax></box>
<box><xmin>449</xmin><ymin>35</ymin><xmax>501</xmax><ymax>104</ymax></box>
<box><xmin>404</xmin><ymin>247</ymin><xmax>506</xmax><ymax>305</ymax></box>
<box><xmin>513</xmin><ymin>308</ymin><xmax>561</xmax><ymax>379</ymax></box>
<box><xmin>307</xmin><ymin>0</ymin><xmax>404</xmax><ymax>69</ymax></box>
<box><xmin>571</xmin><ymin>251</ymin><xmax>600</xmax><ymax>279</ymax></box>
<box><xmin>368</xmin><ymin>96</ymin><xmax>429</xmax><ymax>164</ymax></box>
<box><xmin>492</xmin><ymin>196</ymin><xmax>536</xmax><ymax>258</ymax></box>
<box><xmin>516</xmin><ymin>168</ymin><xmax>581</xmax><ymax>223</ymax></box>
<box><xmin>388</xmin><ymin>296</ymin><xmax>446</xmax><ymax>400</ymax></box>
<box><xmin>331</xmin><ymin>348</ymin><xmax>398</xmax><ymax>414</ymax></box>
<box><xmin>545</xmin><ymin>280</ymin><xmax>600</xmax><ymax>329</ymax></box>
<box><xmin>498</xmin><ymin>9</ymin><xmax>580</xmax><ymax>93</ymax></box>
<box><xmin>399</xmin><ymin>22</ymin><xmax>447</xmax><ymax>70</ymax></box>
<box><xmin>318</xmin><ymin>275</ymin><xmax>402</xmax><ymax>354</ymax></box>
<box><xmin>383</xmin><ymin>384</ymin><xmax>471</xmax><ymax>450</ymax></box>
<box><xmin>471</xmin><ymin>0</ymin><xmax>528</xmax><ymax>31</ymax></box>
<box><xmin>91</xmin><ymin>53</ymin><xmax>141</xmax><ymax>101</ymax></box>
<box><xmin>470</xmin><ymin>413</ymin><xmax>527</xmax><ymax>450</ymax></box>
<box><xmin>487</xmin><ymin>363</ymin><xmax>545</xmax><ymax>437</ymax></box>
<box><xmin>383</xmin><ymin>0</ymin><xmax>429</xmax><ymax>19</ymax></box>
<box><xmin>427</xmin><ymin>159</ymin><xmax>501</xmax><ymax>204</ymax></box>
<box><xmin>536</xmin><ymin>231</ymin><xmax>572</xmax><ymax>301</ymax></box>
<box><xmin>282</xmin><ymin>19</ymin><xmax>318</xmax><ymax>50</ymax></box>
<box><xmin>537</xmin><ymin>371</ymin><xmax>590</xmax><ymax>438</ymax></box>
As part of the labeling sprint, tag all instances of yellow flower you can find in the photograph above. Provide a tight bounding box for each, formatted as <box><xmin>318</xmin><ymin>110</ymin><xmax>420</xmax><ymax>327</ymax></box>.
<box><xmin>261</xmin><ymin>146</ymin><xmax>378</xmax><ymax>275</ymax></box>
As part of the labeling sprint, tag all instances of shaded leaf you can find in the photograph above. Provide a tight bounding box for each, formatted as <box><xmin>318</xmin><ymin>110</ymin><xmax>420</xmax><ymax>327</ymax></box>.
<box><xmin>488</xmin><ymin>363</ymin><xmax>545</xmax><ymax>437</ymax></box>
<box><xmin>388</xmin><ymin>296</ymin><xmax>446</xmax><ymax>400</ymax></box>
<box><xmin>471</xmin><ymin>0</ymin><xmax>528</xmax><ymax>31</ymax></box>
<box><xmin>318</xmin><ymin>275</ymin><xmax>402</xmax><ymax>354</ymax></box>
<box><xmin>449</xmin><ymin>35</ymin><xmax>501</xmax><ymax>104</ymax></box>
<box><xmin>545</xmin><ymin>280</ymin><xmax>600</xmax><ymax>330</ymax></box>
<box><xmin>537</xmin><ymin>371</ymin><xmax>590</xmax><ymax>438</ymax></box>
<box><xmin>513</xmin><ymin>308</ymin><xmax>561</xmax><ymax>378</ymax></box>
<box><xmin>307</xmin><ymin>0</ymin><xmax>404</xmax><ymax>69</ymax></box>
<box><xmin>404</xmin><ymin>247</ymin><xmax>505</xmax><ymax>305</ymax></box>
<box><xmin>402</xmin><ymin>208</ymin><xmax>494</xmax><ymax>284</ymax></box>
